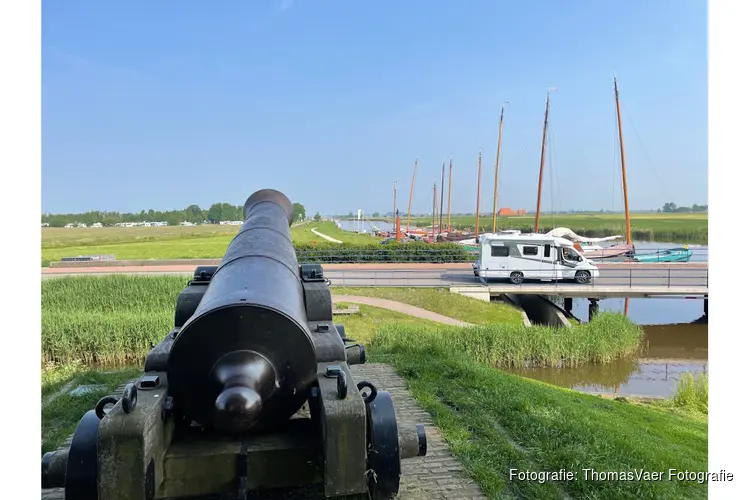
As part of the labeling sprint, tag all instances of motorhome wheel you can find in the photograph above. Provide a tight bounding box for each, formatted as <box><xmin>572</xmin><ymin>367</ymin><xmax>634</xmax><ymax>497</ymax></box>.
<box><xmin>510</xmin><ymin>271</ymin><xmax>524</xmax><ymax>284</ymax></box>
<box><xmin>575</xmin><ymin>270</ymin><xmax>591</xmax><ymax>284</ymax></box>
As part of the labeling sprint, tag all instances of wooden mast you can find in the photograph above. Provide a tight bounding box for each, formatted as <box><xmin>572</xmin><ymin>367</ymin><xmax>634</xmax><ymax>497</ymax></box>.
<box><xmin>447</xmin><ymin>155</ymin><xmax>453</xmax><ymax>232</ymax></box>
<box><xmin>534</xmin><ymin>91</ymin><xmax>551</xmax><ymax>233</ymax></box>
<box><xmin>475</xmin><ymin>151</ymin><xmax>482</xmax><ymax>241</ymax></box>
<box><xmin>492</xmin><ymin>103</ymin><xmax>508</xmax><ymax>233</ymax></box>
<box><xmin>392</xmin><ymin>180</ymin><xmax>397</xmax><ymax>229</ymax></box>
<box><xmin>439</xmin><ymin>162</ymin><xmax>445</xmax><ymax>233</ymax></box>
<box><xmin>614</xmin><ymin>75</ymin><xmax>632</xmax><ymax>245</ymax></box>
<box><xmin>432</xmin><ymin>182</ymin><xmax>437</xmax><ymax>241</ymax></box>
<box><xmin>406</xmin><ymin>158</ymin><xmax>418</xmax><ymax>235</ymax></box>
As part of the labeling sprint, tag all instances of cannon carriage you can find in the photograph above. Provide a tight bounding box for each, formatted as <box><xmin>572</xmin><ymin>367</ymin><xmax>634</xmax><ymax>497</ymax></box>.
<box><xmin>42</xmin><ymin>189</ymin><xmax>426</xmax><ymax>500</ymax></box>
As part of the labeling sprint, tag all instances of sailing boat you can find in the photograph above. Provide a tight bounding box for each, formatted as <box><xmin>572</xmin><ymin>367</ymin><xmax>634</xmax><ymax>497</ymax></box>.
<box><xmin>594</xmin><ymin>76</ymin><xmax>690</xmax><ymax>263</ymax></box>
<box><xmin>542</xmin><ymin>79</ymin><xmax>635</xmax><ymax>261</ymax></box>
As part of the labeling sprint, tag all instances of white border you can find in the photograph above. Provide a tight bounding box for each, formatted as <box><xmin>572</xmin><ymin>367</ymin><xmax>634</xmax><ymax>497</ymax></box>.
<box><xmin>708</xmin><ymin>0</ymin><xmax>747</xmax><ymax>496</ymax></box>
<box><xmin>3</xmin><ymin>0</ymin><xmax>744</xmax><ymax>496</ymax></box>
<box><xmin>0</xmin><ymin>0</ymin><xmax>42</xmax><ymax>496</ymax></box>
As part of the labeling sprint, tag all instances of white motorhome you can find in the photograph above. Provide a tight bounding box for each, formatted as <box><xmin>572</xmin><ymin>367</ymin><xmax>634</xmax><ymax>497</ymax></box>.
<box><xmin>474</xmin><ymin>233</ymin><xmax>599</xmax><ymax>284</ymax></box>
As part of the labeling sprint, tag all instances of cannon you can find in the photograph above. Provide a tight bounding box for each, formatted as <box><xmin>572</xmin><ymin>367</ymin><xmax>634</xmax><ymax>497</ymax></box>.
<box><xmin>42</xmin><ymin>189</ymin><xmax>427</xmax><ymax>500</ymax></box>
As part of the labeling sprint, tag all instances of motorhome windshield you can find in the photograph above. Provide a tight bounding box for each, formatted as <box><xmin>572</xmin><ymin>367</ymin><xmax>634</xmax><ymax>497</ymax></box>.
<box><xmin>562</xmin><ymin>247</ymin><xmax>583</xmax><ymax>262</ymax></box>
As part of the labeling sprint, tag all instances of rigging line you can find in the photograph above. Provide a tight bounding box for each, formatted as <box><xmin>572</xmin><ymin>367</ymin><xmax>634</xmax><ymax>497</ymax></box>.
<box><xmin>613</xmin><ymin>102</ymin><xmax>619</xmax><ymax>213</ymax></box>
<box><xmin>620</xmin><ymin>101</ymin><xmax>672</xmax><ymax>202</ymax></box>
<box><xmin>550</xmin><ymin>123</ymin><xmax>562</xmax><ymax>218</ymax></box>
<box><xmin>548</xmin><ymin>125</ymin><xmax>557</xmax><ymax>227</ymax></box>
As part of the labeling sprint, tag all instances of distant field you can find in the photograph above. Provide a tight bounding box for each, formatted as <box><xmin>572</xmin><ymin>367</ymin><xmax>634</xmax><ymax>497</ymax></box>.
<box><xmin>41</xmin><ymin>221</ymin><xmax>377</xmax><ymax>265</ymax></box>
<box><xmin>41</xmin><ymin>213</ymin><xmax>707</xmax><ymax>265</ymax></box>
<box><xmin>412</xmin><ymin>212</ymin><xmax>708</xmax><ymax>242</ymax></box>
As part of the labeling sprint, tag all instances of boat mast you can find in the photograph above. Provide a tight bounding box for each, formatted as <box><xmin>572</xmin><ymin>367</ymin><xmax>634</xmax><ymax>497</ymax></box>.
<box><xmin>447</xmin><ymin>155</ymin><xmax>453</xmax><ymax>232</ymax></box>
<box><xmin>614</xmin><ymin>75</ymin><xmax>632</xmax><ymax>245</ymax></box>
<box><xmin>534</xmin><ymin>91</ymin><xmax>551</xmax><ymax>233</ymax></box>
<box><xmin>439</xmin><ymin>162</ymin><xmax>445</xmax><ymax>234</ymax></box>
<box><xmin>392</xmin><ymin>180</ymin><xmax>397</xmax><ymax>232</ymax></box>
<box><xmin>492</xmin><ymin>103</ymin><xmax>509</xmax><ymax>233</ymax></box>
<box><xmin>407</xmin><ymin>158</ymin><xmax>418</xmax><ymax>234</ymax></box>
<box><xmin>475</xmin><ymin>151</ymin><xmax>482</xmax><ymax>241</ymax></box>
<box><xmin>432</xmin><ymin>182</ymin><xmax>437</xmax><ymax>240</ymax></box>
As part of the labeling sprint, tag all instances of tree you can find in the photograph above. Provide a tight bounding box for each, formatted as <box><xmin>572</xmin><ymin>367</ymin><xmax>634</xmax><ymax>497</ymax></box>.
<box><xmin>314</xmin><ymin>212</ymin><xmax>322</xmax><ymax>221</ymax></box>
<box><xmin>662</xmin><ymin>202</ymin><xmax>677</xmax><ymax>213</ymax></box>
<box><xmin>206</xmin><ymin>203</ymin><xmax>223</xmax><ymax>223</ymax></box>
<box><xmin>185</xmin><ymin>204</ymin><xmax>204</xmax><ymax>223</ymax></box>
<box><xmin>372</xmin><ymin>211</ymin><xmax>380</xmax><ymax>218</ymax></box>
<box><xmin>293</xmin><ymin>203</ymin><xmax>306</xmax><ymax>221</ymax></box>
<box><xmin>347</xmin><ymin>211</ymin><xmax>354</xmax><ymax>218</ymax></box>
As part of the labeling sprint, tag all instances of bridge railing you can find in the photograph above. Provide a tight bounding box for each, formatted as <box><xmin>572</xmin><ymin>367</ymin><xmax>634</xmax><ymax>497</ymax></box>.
<box><xmin>322</xmin><ymin>267</ymin><xmax>709</xmax><ymax>289</ymax></box>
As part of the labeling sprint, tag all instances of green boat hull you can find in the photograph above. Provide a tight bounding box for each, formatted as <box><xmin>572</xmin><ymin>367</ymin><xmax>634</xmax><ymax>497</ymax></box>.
<box><xmin>633</xmin><ymin>248</ymin><xmax>693</xmax><ymax>263</ymax></box>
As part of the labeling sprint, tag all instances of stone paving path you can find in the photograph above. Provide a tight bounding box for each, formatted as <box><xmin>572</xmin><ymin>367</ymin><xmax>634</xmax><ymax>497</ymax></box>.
<box><xmin>42</xmin><ymin>364</ymin><xmax>485</xmax><ymax>500</ymax></box>
<box><xmin>331</xmin><ymin>295</ymin><xmax>472</xmax><ymax>327</ymax></box>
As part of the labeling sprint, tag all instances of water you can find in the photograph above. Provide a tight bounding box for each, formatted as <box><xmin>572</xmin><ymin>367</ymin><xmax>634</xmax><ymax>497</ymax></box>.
<box><xmin>505</xmin><ymin>241</ymin><xmax>708</xmax><ymax>398</ymax></box>
<box><xmin>336</xmin><ymin>222</ymin><xmax>710</xmax><ymax>398</ymax></box>
<box><xmin>505</xmin><ymin>323</ymin><xmax>707</xmax><ymax>398</ymax></box>
<box><xmin>336</xmin><ymin>219</ymin><xmax>393</xmax><ymax>234</ymax></box>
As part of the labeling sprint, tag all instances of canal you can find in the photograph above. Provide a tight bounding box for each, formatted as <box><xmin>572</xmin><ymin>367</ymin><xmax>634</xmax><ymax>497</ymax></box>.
<box><xmin>509</xmin><ymin>241</ymin><xmax>708</xmax><ymax>399</ymax></box>
<box><xmin>337</xmin><ymin>220</ymin><xmax>709</xmax><ymax>399</ymax></box>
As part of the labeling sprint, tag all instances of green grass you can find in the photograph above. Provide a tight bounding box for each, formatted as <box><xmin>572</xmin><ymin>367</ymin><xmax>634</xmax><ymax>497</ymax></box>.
<box><xmin>328</xmin><ymin>303</ymin><xmax>441</xmax><ymax>344</ymax></box>
<box><xmin>412</xmin><ymin>212</ymin><xmax>708</xmax><ymax>242</ymax></box>
<box><xmin>668</xmin><ymin>373</ymin><xmax>709</xmax><ymax>414</ymax></box>
<box><xmin>41</xmin><ymin>275</ymin><xmax>700</xmax><ymax>499</ymax></box>
<box><xmin>333</xmin><ymin>287</ymin><xmax>524</xmax><ymax>324</ymax></box>
<box><xmin>41</xmin><ymin>220</ymin><xmax>377</xmax><ymax>265</ymax></box>
<box><xmin>42</xmin><ymin>363</ymin><xmax>142</xmax><ymax>453</ymax></box>
<box><xmin>370</xmin><ymin>335</ymin><xmax>707</xmax><ymax>499</ymax></box>
<box><xmin>42</xmin><ymin>276</ymin><xmax>636</xmax><ymax>369</ymax></box>
<box><xmin>372</xmin><ymin>312</ymin><xmax>643</xmax><ymax>368</ymax></box>
<box><xmin>42</xmin><ymin>276</ymin><xmax>458</xmax><ymax>364</ymax></box>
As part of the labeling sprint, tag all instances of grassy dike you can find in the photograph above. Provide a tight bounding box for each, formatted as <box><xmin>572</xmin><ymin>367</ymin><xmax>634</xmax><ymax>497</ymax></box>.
<box><xmin>41</xmin><ymin>275</ymin><xmax>707</xmax><ymax>499</ymax></box>
<box><xmin>368</xmin><ymin>340</ymin><xmax>708</xmax><ymax>500</ymax></box>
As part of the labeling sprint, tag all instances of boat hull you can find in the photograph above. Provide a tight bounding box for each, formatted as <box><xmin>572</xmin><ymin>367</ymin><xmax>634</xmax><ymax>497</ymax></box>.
<box><xmin>581</xmin><ymin>244</ymin><xmax>635</xmax><ymax>261</ymax></box>
<box><xmin>633</xmin><ymin>248</ymin><xmax>693</xmax><ymax>263</ymax></box>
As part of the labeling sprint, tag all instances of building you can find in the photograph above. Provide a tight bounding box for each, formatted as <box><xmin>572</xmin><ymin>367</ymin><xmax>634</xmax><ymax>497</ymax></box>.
<box><xmin>497</xmin><ymin>208</ymin><xmax>527</xmax><ymax>216</ymax></box>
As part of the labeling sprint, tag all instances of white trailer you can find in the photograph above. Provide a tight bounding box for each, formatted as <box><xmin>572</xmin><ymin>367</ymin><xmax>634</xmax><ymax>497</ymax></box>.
<box><xmin>474</xmin><ymin>233</ymin><xmax>600</xmax><ymax>284</ymax></box>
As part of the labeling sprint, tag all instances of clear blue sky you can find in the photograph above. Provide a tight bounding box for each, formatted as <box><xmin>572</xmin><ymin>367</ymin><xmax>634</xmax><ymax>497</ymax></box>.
<box><xmin>42</xmin><ymin>0</ymin><xmax>707</xmax><ymax>216</ymax></box>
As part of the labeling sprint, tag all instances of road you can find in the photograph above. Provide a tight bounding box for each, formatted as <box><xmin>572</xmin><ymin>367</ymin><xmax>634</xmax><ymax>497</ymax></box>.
<box><xmin>41</xmin><ymin>262</ymin><xmax>709</xmax><ymax>295</ymax></box>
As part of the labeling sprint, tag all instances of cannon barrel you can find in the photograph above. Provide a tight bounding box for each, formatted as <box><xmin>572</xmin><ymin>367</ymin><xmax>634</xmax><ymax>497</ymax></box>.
<box><xmin>40</xmin><ymin>189</ymin><xmax>429</xmax><ymax>499</ymax></box>
<box><xmin>167</xmin><ymin>189</ymin><xmax>317</xmax><ymax>433</ymax></box>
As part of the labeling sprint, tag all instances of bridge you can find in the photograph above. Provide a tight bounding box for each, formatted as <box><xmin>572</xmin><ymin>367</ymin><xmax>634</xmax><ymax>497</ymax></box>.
<box><xmin>42</xmin><ymin>261</ymin><xmax>708</xmax><ymax>300</ymax></box>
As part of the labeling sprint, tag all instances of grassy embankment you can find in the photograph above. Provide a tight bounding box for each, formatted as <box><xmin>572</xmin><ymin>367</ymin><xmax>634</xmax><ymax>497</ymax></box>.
<box><xmin>412</xmin><ymin>212</ymin><xmax>708</xmax><ymax>243</ymax></box>
<box><xmin>41</xmin><ymin>220</ymin><xmax>376</xmax><ymax>266</ymax></box>
<box><xmin>41</xmin><ymin>276</ymin><xmax>706</xmax><ymax>498</ymax></box>
<box><xmin>372</xmin><ymin>333</ymin><xmax>708</xmax><ymax>499</ymax></box>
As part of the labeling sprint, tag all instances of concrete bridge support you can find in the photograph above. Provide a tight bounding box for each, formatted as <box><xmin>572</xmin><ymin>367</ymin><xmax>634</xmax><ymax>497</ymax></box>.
<box><xmin>588</xmin><ymin>299</ymin><xmax>599</xmax><ymax>321</ymax></box>
<box><xmin>449</xmin><ymin>286</ymin><xmax>490</xmax><ymax>302</ymax></box>
<box><xmin>564</xmin><ymin>297</ymin><xmax>573</xmax><ymax>315</ymax></box>
<box><xmin>505</xmin><ymin>294</ymin><xmax>571</xmax><ymax>328</ymax></box>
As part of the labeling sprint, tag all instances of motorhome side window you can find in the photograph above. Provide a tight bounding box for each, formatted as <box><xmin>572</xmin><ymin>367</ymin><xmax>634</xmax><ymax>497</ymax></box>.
<box><xmin>491</xmin><ymin>245</ymin><xmax>509</xmax><ymax>257</ymax></box>
<box><xmin>522</xmin><ymin>246</ymin><xmax>538</xmax><ymax>256</ymax></box>
<box><xmin>544</xmin><ymin>244</ymin><xmax>551</xmax><ymax>257</ymax></box>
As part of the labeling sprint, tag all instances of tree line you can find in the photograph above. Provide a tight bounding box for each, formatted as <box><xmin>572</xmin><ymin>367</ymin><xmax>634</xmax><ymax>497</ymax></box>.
<box><xmin>42</xmin><ymin>202</ymin><xmax>307</xmax><ymax>227</ymax></box>
<box><xmin>659</xmin><ymin>202</ymin><xmax>708</xmax><ymax>213</ymax></box>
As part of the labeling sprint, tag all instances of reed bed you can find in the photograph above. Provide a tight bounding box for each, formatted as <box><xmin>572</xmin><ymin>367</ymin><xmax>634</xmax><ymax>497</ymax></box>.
<box><xmin>43</xmin><ymin>276</ymin><xmax>642</xmax><ymax>367</ymax></box>
<box><xmin>371</xmin><ymin>312</ymin><xmax>644</xmax><ymax>368</ymax></box>
<box><xmin>671</xmin><ymin>372</ymin><xmax>709</xmax><ymax>413</ymax></box>
<box><xmin>42</xmin><ymin>276</ymin><xmax>186</xmax><ymax>364</ymax></box>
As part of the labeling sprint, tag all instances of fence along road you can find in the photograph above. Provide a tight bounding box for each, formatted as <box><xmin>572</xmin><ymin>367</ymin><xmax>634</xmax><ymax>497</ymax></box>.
<box><xmin>41</xmin><ymin>262</ymin><xmax>709</xmax><ymax>298</ymax></box>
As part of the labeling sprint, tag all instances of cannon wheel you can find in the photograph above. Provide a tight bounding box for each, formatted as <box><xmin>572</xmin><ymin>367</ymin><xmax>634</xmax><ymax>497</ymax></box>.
<box><xmin>65</xmin><ymin>410</ymin><xmax>100</xmax><ymax>500</ymax></box>
<box><xmin>365</xmin><ymin>391</ymin><xmax>401</xmax><ymax>500</ymax></box>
